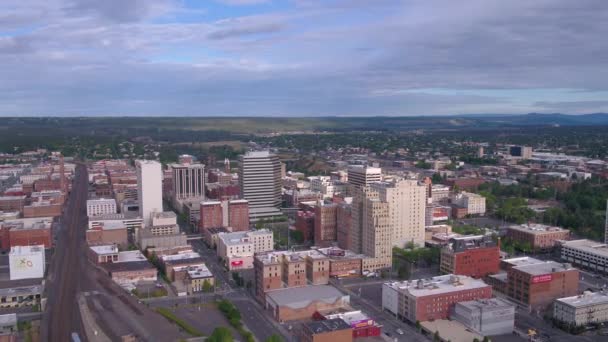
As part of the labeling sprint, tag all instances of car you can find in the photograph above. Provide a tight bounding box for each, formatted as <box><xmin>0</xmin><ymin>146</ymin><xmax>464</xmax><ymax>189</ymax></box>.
<box><xmin>396</xmin><ymin>329</ymin><xmax>404</xmax><ymax>335</ymax></box>
<box><xmin>384</xmin><ymin>332</ymin><xmax>391</xmax><ymax>337</ymax></box>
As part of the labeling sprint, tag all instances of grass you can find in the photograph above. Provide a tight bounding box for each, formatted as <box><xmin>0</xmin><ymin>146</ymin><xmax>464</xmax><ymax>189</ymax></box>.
<box><xmin>156</xmin><ymin>307</ymin><xmax>205</xmax><ymax>337</ymax></box>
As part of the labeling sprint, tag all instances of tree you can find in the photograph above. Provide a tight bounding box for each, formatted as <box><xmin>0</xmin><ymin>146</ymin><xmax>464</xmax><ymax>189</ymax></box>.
<box><xmin>208</xmin><ymin>327</ymin><xmax>234</xmax><ymax>342</ymax></box>
<box><xmin>431</xmin><ymin>173</ymin><xmax>443</xmax><ymax>184</ymax></box>
<box><xmin>482</xmin><ymin>337</ymin><xmax>491</xmax><ymax>342</ymax></box>
<box><xmin>202</xmin><ymin>279</ymin><xmax>213</xmax><ymax>293</ymax></box>
<box><xmin>265</xmin><ymin>334</ymin><xmax>283</xmax><ymax>342</ymax></box>
<box><xmin>415</xmin><ymin>320</ymin><xmax>421</xmax><ymax>332</ymax></box>
<box><xmin>433</xmin><ymin>331</ymin><xmax>441</xmax><ymax>342</ymax></box>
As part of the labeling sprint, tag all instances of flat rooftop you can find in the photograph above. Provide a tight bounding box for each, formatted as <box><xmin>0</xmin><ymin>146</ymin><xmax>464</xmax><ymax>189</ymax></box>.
<box><xmin>9</xmin><ymin>245</ymin><xmax>45</xmax><ymax>255</ymax></box>
<box><xmin>384</xmin><ymin>274</ymin><xmax>490</xmax><ymax>298</ymax></box>
<box><xmin>266</xmin><ymin>285</ymin><xmax>347</xmax><ymax>309</ymax></box>
<box><xmin>513</xmin><ymin>260</ymin><xmax>575</xmax><ymax>276</ymax></box>
<box><xmin>561</xmin><ymin>239</ymin><xmax>608</xmax><ymax>257</ymax></box>
<box><xmin>117</xmin><ymin>250</ymin><xmax>147</xmax><ymax>263</ymax></box>
<box><xmin>502</xmin><ymin>256</ymin><xmax>544</xmax><ymax>268</ymax></box>
<box><xmin>508</xmin><ymin>223</ymin><xmax>568</xmax><ymax>234</ymax></box>
<box><xmin>161</xmin><ymin>252</ymin><xmax>201</xmax><ymax>262</ymax></box>
<box><xmin>556</xmin><ymin>291</ymin><xmax>608</xmax><ymax>308</ymax></box>
<box><xmin>304</xmin><ymin>318</ymin><xmax>351</xmax><ymax>334</ymax></box>
<box><xmin>103</xmin><ymin>260</ymin><xmax>155</xmax><ymax>273</ymax></box>
<box><xmin>456</xmin><ymin>298</ymin><xmax>514</xmax><ymax>311</ymax></box>
<box><xmin>153</xmin><ymin>211</ymin><xmax>176</xmax><ymax>219</ymax></box>
<box><xmin>186</xmin><ymin>264</ymin><xmax>213</xmax><ymax>279</ymax></box>
<box><xmin>89</xmin><ymin>245</ymin><xmax>118</xmax><ymax>255</ymax></box>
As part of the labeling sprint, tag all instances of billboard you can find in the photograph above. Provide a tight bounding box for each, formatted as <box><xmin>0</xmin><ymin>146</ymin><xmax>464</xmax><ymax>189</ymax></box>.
<box><xmin>231</xmin><ymin>260</ymin><xmax>243</xmax><ymax>266</ymax></box>
<box><xmin>531</xmin><ymin>274</ymin><xmax>552</xmax><ymax>284</ymax></box>
<box><xmin>9</xmin><ymin>247</ymin><xmax>45</xmax><ymax>280</ymax></box>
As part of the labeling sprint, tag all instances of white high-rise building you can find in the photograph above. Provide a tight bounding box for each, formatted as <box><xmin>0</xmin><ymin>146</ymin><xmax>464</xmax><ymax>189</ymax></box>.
<box><xmin>348</xmin><ymin>166</ymin><xmax>382</xmax><ymax>187</ymax></box>
<box><xmin>170</xmin><ymin>162</ymin><xmax>205</xmax><ymax>201</ymax></box>
<box><xmin>136</xmin><ymin>160</ymin><xmax>163</xmax><ymax>227</ymax></box>
<box><xmin>239</xmin><ymin>151</ymin><xmax>282</xmax><ymax>221</ymax></box>
<box><xmin>371</xmin><ymin>179</ymin><xmax>427</xmax><ymax>247</ymax></box>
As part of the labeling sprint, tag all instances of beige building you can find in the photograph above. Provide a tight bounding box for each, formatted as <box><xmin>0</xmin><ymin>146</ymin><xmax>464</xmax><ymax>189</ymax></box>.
<box><xmin>217</xmin><ymin>229</ymin><xmax>274</xmax><ymax>270</ymax></box>
<box><xmin>452</xmin><ymin>192</ymin><xmax>486</xmax><ymax>216</ymax></box>
<box><xmin>371</xmin><ymin>179</ymin><xmax>427</xmax><ymax>247</ymax></box>
<box><xmin>554</xmin><ymin>291</ymin><xmax>608</xmax><ymax>326</ymax></box>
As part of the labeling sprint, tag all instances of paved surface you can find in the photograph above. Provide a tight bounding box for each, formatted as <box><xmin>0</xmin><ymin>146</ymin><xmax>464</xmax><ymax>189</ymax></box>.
<box><xmin>43</xmin><ymin>163</ymin><xmax>88</xmax><ymax>341</ymax></box>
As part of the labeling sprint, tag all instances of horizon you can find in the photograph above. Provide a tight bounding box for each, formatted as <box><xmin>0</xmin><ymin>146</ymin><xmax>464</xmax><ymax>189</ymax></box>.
<box><xmin>2</xmin><ymin>1</ymin><xmax>608</xmax><ymax>116</ymax></box>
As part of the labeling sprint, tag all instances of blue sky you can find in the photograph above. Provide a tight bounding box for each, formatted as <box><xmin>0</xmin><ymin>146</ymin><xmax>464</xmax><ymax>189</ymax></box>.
<box><xmin>1</xmin><ymin>0</ymin><xmax>608</xmax><ymax>116</ymax></box>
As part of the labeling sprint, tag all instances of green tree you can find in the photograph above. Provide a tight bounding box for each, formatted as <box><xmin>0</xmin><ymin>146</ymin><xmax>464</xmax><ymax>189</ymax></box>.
<box><xmin>208</xmin><ymin>327</ymin><xmax>234</xmax><ymax>342</ymax></box>
<box><xmin>202</xmin><ymin>279</ymin><xmax>213</xmax><ymax>292</ymax></box>
<box><xmin>265</xmin><ymin>334</ymin><xmax>283</xmax><ymax>342</ymax></box>
<box><xmin>434</xmin><ymin>331</ymin><xmax>441</xmax><ymax>342</ymax></box>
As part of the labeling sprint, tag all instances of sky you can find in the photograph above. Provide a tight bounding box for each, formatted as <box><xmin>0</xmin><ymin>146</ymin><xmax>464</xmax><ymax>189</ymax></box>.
<box><xmin>1</xmin><ymin>0</ymin><xmax>608</xmax><ymax>117</ymax></box>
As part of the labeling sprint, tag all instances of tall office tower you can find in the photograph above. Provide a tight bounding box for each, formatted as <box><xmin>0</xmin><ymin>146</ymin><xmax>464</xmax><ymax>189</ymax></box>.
<box><xmin>224</xmin><ymin>158</ymin><xmax>231</xmax><ymax>173</ymax></box>
<box><xmin>362</xmin><ymin>196</ymin><xmax>392</xmax><ymax>269</ymax></box>
<box><xmin>477</xmin><ymin>146</ymin><xmax>484</xmax><ymax>158</ymax></box>
<box><xmin>136</xmin><ymin>160</ymin><xmax>163</xmax><ymax>227</ymax></box>
<box><xmin>347</xmin><ymin>166</ymin><xmax>382</xmax><ymax>187</ymax></box>
<box><xmin>371</xmin><ymin>179</ymin><xmax>427</xmax><ymax>247</ymax></box>
<box><xmin>170</xmin><ymin>162</ymin><xmax>205</xmax><ymax>200</ymax></box>
<box><xmin>239</xmin><ymin>151</ymin><xmax>282</xmax><ymax>221</ymax></box>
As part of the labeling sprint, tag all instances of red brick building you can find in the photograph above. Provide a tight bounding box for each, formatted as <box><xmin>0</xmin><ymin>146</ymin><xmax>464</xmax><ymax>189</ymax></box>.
<box><xmin>0</xmin><ymin>219</ymin><xmax>53</xmax><ymax>250</ymax></box>
<box><xmin>199</xmin><ymin>201</ymin><xmax>223</xmax><ymax>231</ymax></box>
<box><xmin>382</xmin><ymin>275</ymin><xmax>493</xmax><ymax>323</ymax></box>
<box><xmin>506</xmin><ymin>224</ymin><xmax>570</xmax><ymax>251</ymax></box>
<box><xmin>445</xmin><ymin>178</ymin><xmax>486</xmax><ymax>191</ymax></box>
<box><xmin>295</xmin><ymin>210</ymin><xmax>315</xmax><ymax>242</ymax></box>
<box><xmin>228</xmin><ymin>200</ymin><xmax>249</xmax><ymax>231</ymax></box>
<box><xmin>314</xmin><ymin>203</ymin><xmax>337</xmax><ymax>247</ymax></box>
<box><xmin>336</xmin><ymin>204</ymin><xmax>352</xmax><ymax>250</ymax></box>
<box><xmin>0</xmin><ymin>196</ymin><xmax>25</xmax><ymax>212</ymax></box>
<box><xmin>440</xmin><ymin>235</ymin><xmax>500</xmax><ymax>278</ymax></box>
<box><xmin>505</xmin><ymin>259</ymin><xmax>579</xmax><ymax>309</ymax></box>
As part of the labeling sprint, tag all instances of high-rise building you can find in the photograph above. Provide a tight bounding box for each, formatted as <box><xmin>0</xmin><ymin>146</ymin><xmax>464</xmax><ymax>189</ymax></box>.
<box><xmin>239</xmin><ymin>151</ymin><xmax>282</xmax><ymax>221</ymax></box>
<box><xmin>362</xmin><ymin>197</ymin><xmax>392</xmax><ymax>269</ymax></box>
<box><xmin>371</xmin><ymin>179</ymin><xmax>427</xmax><ymax>247</ymax></box>
<box><xmin>170</xmin><ymin>161</ymin><xmax>205</xmax><ymax>201</ymax></box>
<box><xmin>477</xmin><ymin>146</ymin><xmax>484</xmax><ymax>158</ymax></box>
<box><xmin>347</xmin><ymin>166</ymin><xmax>381</xmax><ymax>188</ymax></box>
<box><xmin>314</xmin><ymin>203</ymin><xmax>338</xmax><ymax>247</ymax></box>
<box><xmin>136</xmin><ymin>160</ymin><xmax>163</xmax><ymax>227</ymax></box>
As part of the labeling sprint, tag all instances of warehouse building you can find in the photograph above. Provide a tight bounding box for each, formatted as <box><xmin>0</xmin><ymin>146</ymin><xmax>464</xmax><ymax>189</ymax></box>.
<box><xmin>554</xmin><ymin>291</ymin><xmax>608</xmax><ymax>326</ymax></box>
<box><xmin>451</xmin><ymin>298</ymin><xmax>515</xmax><ymax>336</ymax></box>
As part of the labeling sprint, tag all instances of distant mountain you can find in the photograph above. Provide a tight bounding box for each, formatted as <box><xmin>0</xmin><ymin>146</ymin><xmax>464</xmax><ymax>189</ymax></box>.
<box><xmin>465</xmin><ymin>113</ymin><xmax>608</xmax><ymax>126</ymax></box>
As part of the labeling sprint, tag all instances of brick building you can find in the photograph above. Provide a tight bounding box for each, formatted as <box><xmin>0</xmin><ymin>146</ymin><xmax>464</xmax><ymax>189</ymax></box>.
<box><xmin>199</xmin><ymin>200</ymin><xmax>250</xmax><ymax>232</ymax></box>
<box><xmin>295</xmin><ymin>210</ymin><xmax>315</xmax><ymax>242</ymax></box>
<box><xmin>382</xmin><ymin>275</ymin><xmax>492</xmax><ymax>323</ymax></box>
<box><xmin>265</xmin><ymin>285</ymin><xmax>350</xmax><ymax>322</ymax></box>
<box><xmin>301</xmin><ymin>319</ymin><xmax>353</xmax><ymax>342</ymax></box>
<box><xmin>199</xmin><ymin>201</ymin><xmax>223</xmax><ymax>231</ymax></box>
<box><xmin>0</xmin><ymin>218</ymin><xmax>53</xmax><ymax>250</ymax></box>
<box><xmin>86</xmin><ymin>221</ymin><xmax>128</xmax><ymax>249</ymax></box>
<box><xmin>440</xmin><ymin>235</ymin><xmax>500</xmax><ymax>278</ymax></box>
<box><xmin>506</xmin><ymin>224</ymin><xmax>570</xmax><ymax>251</ymax></box>
<box><xmin>336</xmin><ymin>203</ymin><xmax>352</xmax><ymax>250</ymax></box>
<box><xmin>314</xmin><ymin>203</ymin><xmax>337</xmax><ymax>247</ymax></box>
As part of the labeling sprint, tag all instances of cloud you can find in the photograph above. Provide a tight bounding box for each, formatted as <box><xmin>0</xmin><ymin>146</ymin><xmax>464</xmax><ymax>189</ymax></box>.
<box><xmin>214</xmin><ymin>0</ymin><xmax>271</xmax><ymax>5</ymax></box>
<box><xmin>0</xmin><ymin>0</ymin><xmax>607</xmax><ymax>116</ymax></box>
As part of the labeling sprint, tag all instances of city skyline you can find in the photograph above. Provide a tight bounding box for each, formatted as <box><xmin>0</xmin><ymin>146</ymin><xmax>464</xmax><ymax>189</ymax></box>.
<box><xmin>1</xmin><ymin>0</ymin><xmax>608</xmax><ymax>116</ymax></box>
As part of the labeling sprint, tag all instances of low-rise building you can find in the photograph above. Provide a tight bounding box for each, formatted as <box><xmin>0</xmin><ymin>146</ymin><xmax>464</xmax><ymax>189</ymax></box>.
<box><xmin>559</xmin><ymin>239</ymin><xmax>608</xmax><ymax>274</ymax></box>
<box><xmin>554</xmin><ymin>291</ymin><xmax>608</xmax><ymax>326</ymax></box>
<box><xmin>452</xmin><ymin>192</ymin><xmax>486</xmax><ymax>216</ymax></box>
<box><xmin>451</xmin><ymin>298</ymin><xmax>515</xmax><ymax>336</ymax></box>
<box><xmin>0</xmin><ymin>313</ymin><xmax>17</xmax><ymax>335</ymax></box>
<box><xmin>322</xmin><ymin>310</ymin><xmax>382</xmax><ymax>339</ymax></box>
<box><xmin>382</xmin><ymin>275</ymin><xmax>492</xmax><ymax>323</ymax></box>
<box><xmin>88</xmin><ymin>244</ymin><xmax>119</xmax><ymax>264</ymax></box>
<box><xmin>9</xmin><ymin>245</ymin><xmax>45</xmax><ymax>280</ymax></box>
<box><xmin>0</xmin><ymin>279</ymin><xmax>43</xmax><ymax>309</ymax></box>
<box><xmin>86</xmin><ymin>198</ymin><xmax>117</xmax><ymax>217</ymax></box>
<box><xmin>217</xmin><ymin>229</ymin><xmax>274</xmax><ymax>270</ymax></box>
<box><xmin>2</xmin><ymin>217</ymin><xmax>53</xmax><ymax>250</ymax></box>
<box><xmin>440</xmin><ymin>235</ymin><xmax>500</xmax><ymax>278</ymax></box>
<box><xmin>86</xmin><ymin>220</ymin><xmax>128</xmax><ymax>249</ymax></box>
<box><xmin>265</xmin><ymin>285</ymin><xmax>350</xmax><ymax>322</ymax></box>
<box><xmin>501</xmin><ymin>257</ymin><xmax>579</xmax><ymax>309</ymax></box>
<box><xmin>506</xmin><ymin>223</ymin><xmax>569</xmax><ymax>251</ymax></box>
<box><xmin>301</xmin><ymin>318</ymin><xmax>353</xmax><ymax>342</ymax></box>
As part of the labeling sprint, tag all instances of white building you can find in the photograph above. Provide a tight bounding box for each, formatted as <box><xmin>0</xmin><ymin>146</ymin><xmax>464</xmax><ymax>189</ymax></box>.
<box><xmin>451</xmin><ymin>298</ymin><xmax>515</xmax><ymax>336</ymax></box>
<box><xmin>239</xmin><ymin>151</ymin><xmax>282</xmax><ymax>221</ymax></box>
<box><xmin>347</xmin><ymin>166</ymin><xmax>381</xmax><ymax>187</ymax></box>
<box><xmin>9</xmin><ymin>245</ymin><xmax>45</xmax><ymax>280</ymax></box>
<box><xmin>86</xmin><ymin>198</ymin><xmax>117</xmax><ymax>217</ymax></box>
<box><xmin>217</xmin><ymin>229</ymin><xmax>274</xmax><ymax>270</ymax></box>
<box><xmin>453</xmin><ymin>192</ymin><xmax>486</xmax><ymax>216</ymax></box>
<box><xmin>560</xmin><ymin>239</ymin><xmax>608</xmax><ymax>273</ymax></box>
<box><xmin>169</xmin><ymin>162</ymin><xmax>205</xmax><ymax>201</ymax></box>
<box><xmin>554</xmin><ymin>291</ymin><xmax>608</xmax><ymax>326</ymax></box>
<box><xmin>136</xmin><ymin>160</ymin><xmax>163</xmax><ymax>227</ymax></box>
<box><xmin>309</xmin><ymin>176</ymin><xmax>347</xmax><ymax>199</ymax></box>
<box><xmin>371</xmin><ymin>179</ymin><xmax>427</xmax><ymax>247</ymax></box>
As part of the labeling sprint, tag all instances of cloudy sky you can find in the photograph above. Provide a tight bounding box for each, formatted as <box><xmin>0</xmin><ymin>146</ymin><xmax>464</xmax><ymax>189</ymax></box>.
<box><xmin>1</xmin><ymin>0</ymin><xmax>608</xmax><ymax>116</ymax></box>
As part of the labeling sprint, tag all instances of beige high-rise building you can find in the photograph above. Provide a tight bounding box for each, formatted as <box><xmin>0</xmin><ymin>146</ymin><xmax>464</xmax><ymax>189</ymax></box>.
<box><xmin>371</xmin><ymin>179</ymin><xmax>427</xmax><ymax>247</ymax></box>
<box><xmin>362</xmin><ymin>198</ymin><xmax>392</xmax><ymax>270</ymax></box>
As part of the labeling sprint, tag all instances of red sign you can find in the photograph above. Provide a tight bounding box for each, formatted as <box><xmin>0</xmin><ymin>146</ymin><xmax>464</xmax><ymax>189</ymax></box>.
<box><xmin>532</xmin><ymin>274</ymin><xmax>552</xmax><ymax>284</ymax></box>
<box><xmin>231</xmin><ymin>260</ymin><xmax>243</xmax><ymax>266</ymax></box>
